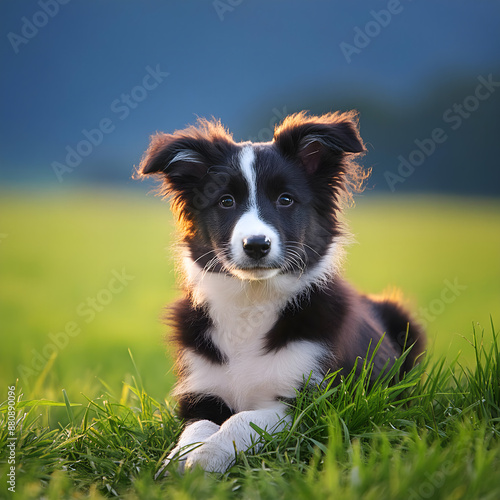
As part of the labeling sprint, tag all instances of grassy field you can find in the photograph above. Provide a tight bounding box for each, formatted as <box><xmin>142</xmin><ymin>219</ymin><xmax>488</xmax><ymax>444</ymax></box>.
<box><xmin>0</xmin><ymin>189</ymin><xmax>499</xmax><ymax>498</ymax></box>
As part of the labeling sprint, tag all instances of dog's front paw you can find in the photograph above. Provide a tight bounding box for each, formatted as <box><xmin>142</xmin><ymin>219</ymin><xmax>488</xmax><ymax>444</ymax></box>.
<box><xmin>155</xmin><ymin>442</ymin><xmax>204</xmax><ymax>477</ymax></box>
<box><xmin>184</xmin><ymin>441</ymin><xmax>235</xmax><ymax>473</ymax></box>
<box><xmin>155</xmin><ymin>420</ymin><xmax>221</xmax><ymax>478</ymax></box>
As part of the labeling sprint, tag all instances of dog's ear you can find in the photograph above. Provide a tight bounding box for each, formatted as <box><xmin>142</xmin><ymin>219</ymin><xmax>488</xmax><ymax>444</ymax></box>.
<box><xmin>139</xmin><ymin>133</ymin><xmax>207</xmax><ymax>181</ymax></box>
<box><xmin>273</xmin><ymin>111</ymin><xmax>365</xmax><ymax>176</ymax></box>
<box><xmin>138</xmin><ymin>118</ymin><xmax>236</xmax><ymax>187</ymax></box>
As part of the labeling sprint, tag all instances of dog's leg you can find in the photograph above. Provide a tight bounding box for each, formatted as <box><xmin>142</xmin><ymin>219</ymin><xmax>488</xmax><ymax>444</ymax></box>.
<box><xmin>184</xmin><ymin>405</ymin><xmax>290</xmax><ymax>473</ymax></box>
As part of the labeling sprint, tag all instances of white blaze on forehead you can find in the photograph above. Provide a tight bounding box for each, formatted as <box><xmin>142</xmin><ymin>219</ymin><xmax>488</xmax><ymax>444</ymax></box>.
<box><xmin>238</xmin><ymin>146</ymin><xmax>257</xmax><ymax>208</ymax></box>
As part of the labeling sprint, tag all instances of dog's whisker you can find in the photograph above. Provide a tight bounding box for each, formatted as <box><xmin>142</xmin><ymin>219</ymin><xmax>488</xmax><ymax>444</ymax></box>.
<box><xmin>202</xmin><ymin>257</ymin><xmax>219</xmax><ymax>277</ymax></box>
<box><xmin>202</xmin><ymin>254</ymin><xmax>225</xmax><ymax>279</ymax></box>
<box><xmin>284</xmin><ymin>247</ymin><xmax>307</xmax><ymax>274</ymax></box>
<box><xmin>287</xmin><ymin>240</ymin><xmax>322</xmax><ymax>260</ymax></box>
<box><xmin>301</xmin><ymin>243</ymin><xmax>322</xmax><ymax>258</ymax></box>
<box><xmin>192</xmin><ymin>249</ymin><xmax>218</xmax><ymax>266</ymax></box>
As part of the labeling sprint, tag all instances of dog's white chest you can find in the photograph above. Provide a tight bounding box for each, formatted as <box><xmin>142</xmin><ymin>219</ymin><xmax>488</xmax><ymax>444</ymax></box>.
<box><xmin>176</xmin><ymin>270</ymin><xmax>328</xmax><ymax>412</ymax></box>
<box><xmin>179</xmin><ymin>336</ymin><xmax>325</xmax><ymax>412</ymax></box>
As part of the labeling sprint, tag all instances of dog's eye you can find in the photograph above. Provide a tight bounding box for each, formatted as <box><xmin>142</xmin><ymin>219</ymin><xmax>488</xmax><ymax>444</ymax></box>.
<box><xmin>219</xmin><ymin>195</ymin><xmax>235</xmax><ymax>208</ymax></box>
<box><xmin>277</xmin><ymin>194</ymin><xmax>294</xmax><ymax>207</ymax></box>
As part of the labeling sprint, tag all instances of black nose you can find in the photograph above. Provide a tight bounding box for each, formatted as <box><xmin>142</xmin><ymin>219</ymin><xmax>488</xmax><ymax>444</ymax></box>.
<box><xmin>242</xmin><ymin>235</ymin><xmax>271</xmax><ymax>260</ymax></box>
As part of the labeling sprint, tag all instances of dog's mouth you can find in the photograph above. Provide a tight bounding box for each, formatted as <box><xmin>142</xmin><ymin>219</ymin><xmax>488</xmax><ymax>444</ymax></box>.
<box><xmin>225</xmin><ymin>254</ymin><xmax>305</xmax><ymax>281</ymax></box>
<box><xmin>226</xmin><ymin>257</ymin><xmax>283</xmax><ymax>280</ymax></box>
<box><xmin>230</xmin><ymin>266</ymin><xmax>281</xmax><ymax>281</ymax></box>
<box><xmin>217</xmin><ymin>247</ymin><xmax>305</xmax><ymax>281</ymax></box>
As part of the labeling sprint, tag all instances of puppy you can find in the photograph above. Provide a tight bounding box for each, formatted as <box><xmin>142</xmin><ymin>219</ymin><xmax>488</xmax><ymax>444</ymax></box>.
<box><xmin>138</xmin><ymin>111</ymin><xmax>425</xmax><ymax>474</ymax></box>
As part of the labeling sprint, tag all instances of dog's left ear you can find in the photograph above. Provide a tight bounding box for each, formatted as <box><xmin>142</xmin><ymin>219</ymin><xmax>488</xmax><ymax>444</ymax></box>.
<box><xmin>273</xmin><ymin>111</ymin><xmax>365</xmax><ymax>176</ymax></box>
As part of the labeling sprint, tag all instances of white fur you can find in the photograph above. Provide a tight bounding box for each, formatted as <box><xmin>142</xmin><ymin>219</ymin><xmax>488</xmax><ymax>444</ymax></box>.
<box><xmin>238</xmin><ymin>146</ymin><xmax>258</xmax><ymax>207</ymax></box>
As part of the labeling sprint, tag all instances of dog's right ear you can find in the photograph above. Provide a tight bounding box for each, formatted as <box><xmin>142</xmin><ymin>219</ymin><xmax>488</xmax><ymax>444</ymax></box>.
<box><xmin>138</xmin><ymin>133</ymin><xmax>208</xmax><ymax>181</ymax></box>
<box><xmin>137</xmin><ymin>118</ymin><xmax>236</xmax><ymax>189</ymax></box>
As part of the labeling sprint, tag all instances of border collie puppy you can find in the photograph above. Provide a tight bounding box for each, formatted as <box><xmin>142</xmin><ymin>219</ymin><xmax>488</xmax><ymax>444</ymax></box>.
<box><xmin>138</xmin><ymin>111</ymin><xmax>425</xmax><ymax>474</ymax></box>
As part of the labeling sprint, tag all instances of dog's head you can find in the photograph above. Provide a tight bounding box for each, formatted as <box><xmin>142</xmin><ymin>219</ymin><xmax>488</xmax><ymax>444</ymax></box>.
<box><xmin>138</xmin><ymin>111</ymin><xmax>367</xmax><ymax>282</ymax></box>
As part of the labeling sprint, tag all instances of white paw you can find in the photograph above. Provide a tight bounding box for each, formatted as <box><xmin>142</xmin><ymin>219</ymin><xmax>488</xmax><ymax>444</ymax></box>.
<box><xmin>184</xmin><ymin>441</ymin><xmax>235</xmax><ymax>473</ymax></box>
<box><xmin>155</xmin><ymin>442</ymin><xmax>204</xmax><ymax>477</ymax></box>
<box><xmin>155</xmin><ymin>419</ymin><xmax>221</xmax><ymax>478</ymax></box>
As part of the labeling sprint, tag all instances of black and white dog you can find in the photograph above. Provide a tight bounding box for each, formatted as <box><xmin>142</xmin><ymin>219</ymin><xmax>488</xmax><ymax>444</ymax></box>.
<box><xmin>139</xmin><ymin>111</ymin><xmax>425</xmax><ymax>474</ymax></box>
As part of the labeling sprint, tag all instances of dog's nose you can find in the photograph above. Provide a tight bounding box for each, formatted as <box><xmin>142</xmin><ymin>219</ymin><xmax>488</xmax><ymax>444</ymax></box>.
<box><xmin>242</xmin><ymin>235</ymin><xmax>271</xmax><ymax>260</ymax></box>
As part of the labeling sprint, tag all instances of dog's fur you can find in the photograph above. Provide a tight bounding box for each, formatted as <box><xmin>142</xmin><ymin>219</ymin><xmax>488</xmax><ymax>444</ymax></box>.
<box><xmin>138</xmin><ymin>111</ymin><xmax>425</xmax><ymax>473</ymax></box>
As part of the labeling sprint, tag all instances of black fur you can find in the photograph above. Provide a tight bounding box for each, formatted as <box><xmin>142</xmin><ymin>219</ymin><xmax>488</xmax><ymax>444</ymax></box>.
<box><xmin>178</xmin><ymin>393</ymin><xmax>234</xmax><ymax>426</ymax></box>
<box><xmin>168</xmin><ymin>298</ymin><xmax>226</xmax><ymax>365</ymax></box>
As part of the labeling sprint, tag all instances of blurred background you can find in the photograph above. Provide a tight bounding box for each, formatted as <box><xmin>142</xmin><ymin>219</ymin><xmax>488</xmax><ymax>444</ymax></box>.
<box><xmin>1</xmin><ymin>1</ymin><xmax>499</xmax><ymax>405</ymax></box>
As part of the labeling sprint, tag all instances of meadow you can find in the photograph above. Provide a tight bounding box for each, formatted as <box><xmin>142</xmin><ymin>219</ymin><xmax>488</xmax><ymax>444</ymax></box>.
<box><xmin>0</xmin><ymin>189</ymin><xmax>499</xmax><ymax>498</ymax></box>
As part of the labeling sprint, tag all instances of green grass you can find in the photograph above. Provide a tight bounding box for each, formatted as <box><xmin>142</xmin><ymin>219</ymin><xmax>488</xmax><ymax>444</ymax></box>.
<box><xmin>0</xmin><ymin>189</ymin><xmax>499</xmax><ymax>497</ymax></box>
<box><xmin>1</xmin><ymin>326</ymin><xmax>499</xmax><ymax>499</ymax></box>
